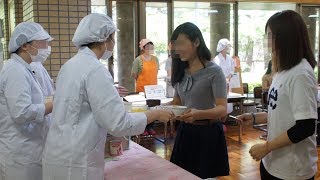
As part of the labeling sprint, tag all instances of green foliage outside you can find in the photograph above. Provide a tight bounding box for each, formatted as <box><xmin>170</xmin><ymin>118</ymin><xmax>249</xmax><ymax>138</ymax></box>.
<box><xmin>248</xmin><ymin>82</ymin><xmax>262</xmax><ymax>93</ymax></box>
<box><xmin>145</xmin><ymin>4</ymin><xmax>319</xmax><ymax>86</ymax></box>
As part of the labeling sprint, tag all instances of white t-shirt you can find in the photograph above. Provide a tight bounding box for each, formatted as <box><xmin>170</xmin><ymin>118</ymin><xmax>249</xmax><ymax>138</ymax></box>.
<box><xmin>213</xmin><ymin>53</ymin><xmax>235</xmax><ymax>78</ymax></box>
<box><xmin>263</xmin><ymin>59</ymin><xmax>318</xmax><ymax>179</ymax></box>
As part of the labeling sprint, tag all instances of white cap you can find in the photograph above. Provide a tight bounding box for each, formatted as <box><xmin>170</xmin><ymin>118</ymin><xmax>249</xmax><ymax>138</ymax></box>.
<box><xmin>8</xmin><ymin>22</ymin><xmax>53</xmax><ymax>53</ymax></box>
<box><xmin>72</xmin><ymin>13</ymin><xmax>117</xmax><ymax>48</ymax></box>
<box><xmin>139</xmin><ymin>39</ymin><xmax>153</xmax><ymax>50</ymax></box>
<box><xmin>216</xmin><ymin>38</ymin><xmax>232</xmax><ymax>52</ymax></box>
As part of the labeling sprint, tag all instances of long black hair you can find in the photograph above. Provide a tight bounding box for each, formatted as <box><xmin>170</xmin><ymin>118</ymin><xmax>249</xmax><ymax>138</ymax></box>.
<box><xmin>265</xmin><ymin>60</ymin><xmax>272</xmax><ymax>75</ymax></box>
<box><xmin>266</xmin><ymin>10</ymin><xmax>316</xmax><ymax>72</ymax></box>
<box><xmin>171</xmin><ymin>22</ymin><xmax>211</xmax><ymax>86</ymax></box>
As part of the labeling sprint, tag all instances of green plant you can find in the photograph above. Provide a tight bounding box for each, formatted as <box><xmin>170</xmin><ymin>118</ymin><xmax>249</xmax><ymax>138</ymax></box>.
<box><xmin>242</xmin><ymin>64</ymin><xmax>251</xmax><ymax>73</ymax></box>
<box><xmin>155</xmin><ymin>42</ymin><xmax>167</xmax><ymax>56</ymax></box>
<box><xmin>248</xmin><ymin>82</ymin><xmax>262</xmax><ymax>93</ymax></box>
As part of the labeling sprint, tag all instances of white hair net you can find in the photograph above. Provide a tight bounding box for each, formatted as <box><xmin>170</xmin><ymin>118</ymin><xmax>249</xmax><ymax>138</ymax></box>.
<box><xmin>8</xmin><ymin>22</ymin><xmax>53</xmax><ymax>53</ymax></box>
<box><xmin>216</xmin><ymin>38</ymin><xmax>232</xmax><ymax>52</ymax></box>
<box><xmin>72</xmin><ymin>13</ymin><xmax>116</xmax><ymax>48</ymax></box>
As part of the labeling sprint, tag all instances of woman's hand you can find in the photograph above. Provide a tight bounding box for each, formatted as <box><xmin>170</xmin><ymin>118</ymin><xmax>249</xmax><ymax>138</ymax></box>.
<box><xmin>236</xmin><ymin>113</ymin><xmax>254</xmax><ymax>123</ymax></box>
<box><xmin>145</xmin><ymin>109</ymin><xmax>175</xmax><ymax>124</ymax></box>
<box><xmin>175</xmin><ymin>108</ymin><xmax>200</xmax><ymax>123</ymax></box>
<box><xmin>157</xmin><ymin>109</ymin><xmax>175</xmax><ymax>123</ymax></box>
<box><xmin>115</xmin><ymin>85</ymin><xmax>129</xmax><ymax>97</ymax></box>
<box><xmin>238</xmin><ymin>112</ymin><xmax>268</xmax><ymax>125</ymax></box>
<box><xmin>249</xmin><ymin>142</ymin><xmax>271</xmax><ymax>161</ymax></box>
<box><xmin>44</xmin><ymin>101</ymin><xmax>53</xmax><ymax>115</ymax></box>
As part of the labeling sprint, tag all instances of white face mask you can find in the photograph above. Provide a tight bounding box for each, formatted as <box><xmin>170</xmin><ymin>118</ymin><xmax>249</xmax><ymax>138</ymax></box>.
<box><xmin>101</xmin><ymin>40</ymin><xmax>114</xmax><ymax>60</ymax></box>
<box><xmin>28</xmin><ymin>46</ymin><xmax>51</xmax><ymax>63</ymax></box>
<box><xmin>101</xmin><ymin>50</ymin><xmax>113</xmax><ymax>60</ymax></box>
<box><xmin>147</xmin><ymin>50</ymin><xmax>154</xmax><ymax>55</ymax></box>
<box><xmin>225</xmin><ymin>47</ymin><xmax>231</xmax><ymax>54</ymax></box>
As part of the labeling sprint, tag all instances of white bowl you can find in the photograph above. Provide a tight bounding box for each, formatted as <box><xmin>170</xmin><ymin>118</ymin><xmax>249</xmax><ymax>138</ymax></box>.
<box><xmin>165</xmin><ymin>105</ymin><xmax>187</xmax><ymax>116</ymax></box>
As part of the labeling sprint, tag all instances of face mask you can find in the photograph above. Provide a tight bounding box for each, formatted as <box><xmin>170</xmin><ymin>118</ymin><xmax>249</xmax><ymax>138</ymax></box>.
<box><xmin>101</xmin><ymin>50</ymin><xmax>113</xmax><ymax>60</ymax></box>
<box><xmin>28</xmin><ymin>46</ymin><xmax>51</xmax><ymax>63</ymax></box>
<box><xmin>101</xmin><ymin>40</ymin><xmax>114</xmax><ymax>60</ymax></box>
<box><xmin>225</xmin><ymin>47</ymin><xmax>231</xmax><ymax>54</ymax></box>
<box><xmin>147</xmin><ymin>50</ymin><xmax>154</xmax><ymax>55</ymax></box>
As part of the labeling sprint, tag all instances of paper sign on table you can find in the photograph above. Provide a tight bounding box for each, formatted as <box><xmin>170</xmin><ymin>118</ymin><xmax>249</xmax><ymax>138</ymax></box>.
<box><xmin>229</xmin><ymin>72</ymin><xmax>241</xmax><ymax>89</ymax></box>
<box><xmin>144</xmin><ymin>85</ymin><xmax>165</xmax><ymax>100</ymax></box>
<box><xmin>123</xmin><ymin>94</ymin><xmax>146</xmax><ymax>103</ymax></box>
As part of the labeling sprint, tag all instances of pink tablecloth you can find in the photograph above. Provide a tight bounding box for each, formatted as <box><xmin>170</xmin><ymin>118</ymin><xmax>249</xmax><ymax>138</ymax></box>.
<box><xmin>104</xmin><ymin>141</ymin><xmax>200</xmax><ymax>180</ymax></box>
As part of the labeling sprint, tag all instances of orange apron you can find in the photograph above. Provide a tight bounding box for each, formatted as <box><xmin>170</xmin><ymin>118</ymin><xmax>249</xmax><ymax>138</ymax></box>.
<box><xmin>136</xmin><ymin>56</ymin><xmax>158</xmax><ymax>92</ymax></box>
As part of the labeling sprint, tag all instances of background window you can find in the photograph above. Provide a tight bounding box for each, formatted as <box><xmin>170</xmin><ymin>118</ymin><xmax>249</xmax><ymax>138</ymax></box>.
<box><xmin>300</xmin><ymin>6</ymin><xmax>320</xmax><ymax>81</ymax></box>
<box><xmin>173</xmin><ymin>2</ymin><xmax>235</xmax><ymax>56</ymax></box>
<box><xmin>238</xmin><ymin>3</ymin><xmax>295</xmax><ymax>89</ymax></box>
<box><xmin>146</xmin><ymin>2</ymin><xmax>168</xmax><ymax>81</ymax></box>
<box><xmin>91</xmin><ymin>0</ymin><xmax>107</xmax><ymax>14</ymax></box>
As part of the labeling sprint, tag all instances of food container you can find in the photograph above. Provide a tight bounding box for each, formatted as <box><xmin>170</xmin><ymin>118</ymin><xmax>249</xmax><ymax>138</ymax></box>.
<box><xmin>164</xmin><ymin>105</ymin><xmax>188</xmax><ymax>116</ymax></box>
<box><xmin>105</xmin><ymin>135</ymin><xmax>130</xmax><ymax>158</ymax></box>
<box><xmin>109</xmin><ymin>139</ymin><xmax>123</xmax><ymax>156</ymax></box>
<box><xmin>146</xmin><ymin>99</ymin><xmax>161</xmax><ymax>107</ymax></box>
<box><xmin>131</xmin><ymin>104</ymin><xmax>148</xmax><ymax>112</ymax></box>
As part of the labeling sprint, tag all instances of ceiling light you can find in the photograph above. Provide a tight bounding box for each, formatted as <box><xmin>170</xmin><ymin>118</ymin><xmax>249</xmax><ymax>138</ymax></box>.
<box><xmin>308</xmin><ymin>14</ymin><xmax>319</xmax><ymax>18</ymax></box>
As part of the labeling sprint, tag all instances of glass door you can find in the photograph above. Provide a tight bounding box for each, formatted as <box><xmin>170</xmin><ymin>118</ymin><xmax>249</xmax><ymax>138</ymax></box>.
<box><xmin>145</xmin><ymin>2</ymin><xmax>168</xmax><ymax>86</ymax></box>
<box><xmin>300</xmin><ymin>5</ymin><xmax>320</xmax><ymax>83</ymax></box>
<box><xmin>238</xmin><ymin>2</ymin><xmax>295</xmax><ymax>88</ymax></box>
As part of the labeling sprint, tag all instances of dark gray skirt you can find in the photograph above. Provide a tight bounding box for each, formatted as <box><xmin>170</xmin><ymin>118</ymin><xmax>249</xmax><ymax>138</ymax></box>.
<box><xmin>170</xmin><ymin>121</ymin><xmax>229</xmax><ymax>179</ymax></box>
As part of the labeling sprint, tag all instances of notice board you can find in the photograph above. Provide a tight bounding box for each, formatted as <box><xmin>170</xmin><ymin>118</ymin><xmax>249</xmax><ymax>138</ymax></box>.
<box><xmin>230</xmin><ymin>67</ymin><xmax>244</xmax><ymax>95</ymax></box>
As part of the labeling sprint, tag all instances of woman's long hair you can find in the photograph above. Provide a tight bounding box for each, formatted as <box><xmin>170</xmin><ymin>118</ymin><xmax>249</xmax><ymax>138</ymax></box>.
<box><xmin>265</xmin><ymin>60</ymin><xmax>272</xmax><ymax>75</ymax></box>
<box><xmin>266</xmin><ymin>10</ymin><xmax>316</xmax><ymax>72</ymax></box>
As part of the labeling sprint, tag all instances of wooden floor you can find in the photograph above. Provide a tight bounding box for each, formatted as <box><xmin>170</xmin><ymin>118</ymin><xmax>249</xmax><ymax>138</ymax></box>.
<box><xmin>138</xmin><ymin>122</ymin><xmax>320</xmax><ymax>180</ymax></box>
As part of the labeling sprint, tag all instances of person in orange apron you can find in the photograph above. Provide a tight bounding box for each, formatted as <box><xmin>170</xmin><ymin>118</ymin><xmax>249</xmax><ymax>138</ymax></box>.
<box><xmin>131</xmin><ymin>39</ymin><xmax>159</xmax><ymax>135</ymax></box>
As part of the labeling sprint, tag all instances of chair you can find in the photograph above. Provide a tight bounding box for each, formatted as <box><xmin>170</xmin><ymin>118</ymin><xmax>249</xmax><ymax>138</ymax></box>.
<box><xmin>261</xmin><ymin>90</ymin><xmax>269</xmax><ymax>110</ymax></box>
<box><xmin>242</xmin><ymin>83</ymin><xmax>255</xmax><ymax>112</ymax></box>
<box><xmin>253</xmin><ymin>86</ymin><xmax>263</xmax><ymax>105</ymax></box>
<box><xmin>242</xmin><ymin>83</ymin><xmax>251</xmax><ymax>101</ymax></box>
<box><xmin>253</xmin><ymin>86</ymin><xmax>267</xmax><ymax>132</ymax></box>
<box><xmin>255</xmin><ymin>87</ymin><xmax>268</xmax><ymax>112</ymax></box>
<box><xmin>228</xmin><ymin>115</ymin><xmax>243</xmax><ymax>143</ymax></box>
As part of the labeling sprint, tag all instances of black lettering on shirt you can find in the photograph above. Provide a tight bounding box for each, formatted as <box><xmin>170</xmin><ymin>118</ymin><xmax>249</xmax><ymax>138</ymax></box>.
<box><xmin>268</xmin><ymin>87</ymin><xmax>278</xmax><ymax>110</ymax></box>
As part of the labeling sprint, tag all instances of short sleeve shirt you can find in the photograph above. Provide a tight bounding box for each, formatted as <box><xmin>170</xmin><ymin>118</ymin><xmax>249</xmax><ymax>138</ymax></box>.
<box><xmin>175</xmin><ymin>61</ymin><xmax>227</xmax><ymax>110</ymax></box>
<box><xmin>131</xmin><ymin>55</ymin><xmax>159</xmax><ymax>77</ymax></box>
<box><xmin>263</xmin><ymin>59</ymin><xmax>318</xmax><ymax>179</ymax></box>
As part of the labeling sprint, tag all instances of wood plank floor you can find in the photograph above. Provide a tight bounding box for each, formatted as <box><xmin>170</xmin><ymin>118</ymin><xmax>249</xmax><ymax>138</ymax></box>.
<box><xmin>138</xmin><ymin>123</ymin><xmax>320</xmax><ymax>180</ymax></box>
